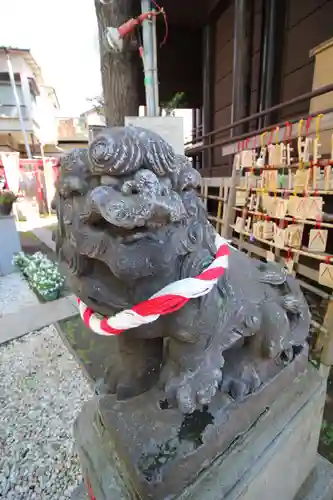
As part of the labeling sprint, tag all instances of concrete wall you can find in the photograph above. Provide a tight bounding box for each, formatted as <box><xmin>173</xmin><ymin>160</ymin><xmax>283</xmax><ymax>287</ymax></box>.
<box><xmin>83</xmin><ymin>110</ymin><xmax>105</xmax><ymax>127</ymax></box>
<box><xmin>125</xmin><ymin>116</ymin><xmax>184</xmax><ymax>154</ymax></box>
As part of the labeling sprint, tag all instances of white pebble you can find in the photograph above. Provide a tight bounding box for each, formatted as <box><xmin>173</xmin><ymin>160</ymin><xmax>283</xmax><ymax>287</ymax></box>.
<box><xmin>0</xmin><ymin>325</ymin><xmax>92</xmax><ymax>499</ymax></box>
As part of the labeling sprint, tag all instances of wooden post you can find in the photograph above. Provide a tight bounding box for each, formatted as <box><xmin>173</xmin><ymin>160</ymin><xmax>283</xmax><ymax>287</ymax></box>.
<box><xmin>216</xmin><ymin>181</ymin><xmax>223</xmax><ymax>234</ymax></box>
<box><xmin>222</xmin><ymin>154</ymin><xmax>240</xmax><ymax>238</ymax></box>
<box><xmin>203</xmin><ymin>180</ymin><xmax>208</xmax><ymax>209</ymax></box>
<box><xmin>321</xmin><ymin>300</ymin><xmax>333</xmax><ymax>367</ymax></box>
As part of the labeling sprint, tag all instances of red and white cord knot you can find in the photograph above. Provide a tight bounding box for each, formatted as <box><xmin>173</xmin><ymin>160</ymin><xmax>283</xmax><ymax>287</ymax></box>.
<box><xmin>78</xmin><ymin>233</ymin><xmax>230</xmax><ymax>336</ymax></box>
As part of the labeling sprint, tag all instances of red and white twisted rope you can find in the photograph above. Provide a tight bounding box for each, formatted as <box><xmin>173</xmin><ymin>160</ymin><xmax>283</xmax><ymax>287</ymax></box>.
<box><xmin>78</xmin><ymin>233</ymin><xmax>230</xmax><ymax>336</ymax></box>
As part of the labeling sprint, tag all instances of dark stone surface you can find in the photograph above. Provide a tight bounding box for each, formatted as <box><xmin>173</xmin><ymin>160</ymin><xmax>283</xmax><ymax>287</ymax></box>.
<box><xmin>57</xmin><ymin>315</ymin><xmax>117</xmax><ymax>387</ymax></box>
<box><xmin>54</xmin><ymin>126</ymin><xmax>311</xmax><ymax>414</ymax></box>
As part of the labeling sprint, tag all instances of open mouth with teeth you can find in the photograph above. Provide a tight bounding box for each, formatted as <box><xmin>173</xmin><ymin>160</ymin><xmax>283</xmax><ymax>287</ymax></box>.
<box><xmin>80</xmin><ymin>183</ymin><xmax>187</xmax><ymax>244</ymax></box>
<box><xmin>83</xmin><ymin>213</ymin><xmax>167</xmax><ymax>245</ymax></box>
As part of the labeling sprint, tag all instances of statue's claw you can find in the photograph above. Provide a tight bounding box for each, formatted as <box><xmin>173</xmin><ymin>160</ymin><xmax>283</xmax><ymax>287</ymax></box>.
<box><xmin>161</xmin><ymin>350</ymin><xmax>224</xmax><ymax>414</ymax></box>
<box><xmin>222</xmin><ymin>364</ymin><xmax>262</xmax><ymax>402</ymax></box>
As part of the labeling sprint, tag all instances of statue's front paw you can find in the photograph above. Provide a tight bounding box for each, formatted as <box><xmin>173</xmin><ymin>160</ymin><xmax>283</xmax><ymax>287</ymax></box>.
<box><xmin>161</xmin><ymin>350</ymin><xmax>224</xmax><ymax>414</ymax></box>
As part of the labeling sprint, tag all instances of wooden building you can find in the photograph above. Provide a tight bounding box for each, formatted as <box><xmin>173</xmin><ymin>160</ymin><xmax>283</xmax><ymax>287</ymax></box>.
<box><xmin>158</xmin><ymin>0</ymin><xmax>333</xmax><ymax>177</ymax></box>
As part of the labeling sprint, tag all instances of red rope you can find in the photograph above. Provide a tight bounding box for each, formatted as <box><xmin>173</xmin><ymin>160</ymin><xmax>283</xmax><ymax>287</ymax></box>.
<box><xmin>79</xmin><ymin>242</ymin><xmax>230</xmax><ymax>336</ymax></box>
<box><xmin>267</xmin><ymin>129</ymin><xmax>274</xmax><ymax>146</ymax></box>
<box><xmin>305</xmin><ymin>116</ymin><xmax>312</xmax><ymax>136</ymax></box>
<box><xmin>151</xmin><ymin>0</ymin><xmax>168</xmax><ymax>46</ymax></box>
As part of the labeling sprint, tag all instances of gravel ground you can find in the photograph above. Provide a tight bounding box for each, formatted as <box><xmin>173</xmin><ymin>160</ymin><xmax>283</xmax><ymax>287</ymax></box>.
<box><xmin>0</xmin><ymin>325</ymin><xmax>92</xmax><ymax>499</ymax></box>
<box><xmin>0</xmin><ymin>273</ymin><xmax>38</xmax><ymax>317</ymax></box>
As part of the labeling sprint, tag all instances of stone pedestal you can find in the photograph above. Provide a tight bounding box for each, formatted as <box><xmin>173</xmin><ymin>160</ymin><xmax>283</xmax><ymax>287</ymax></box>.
<box><xmin>72</xmin><ymin>354</ymin><xmax>332</xmax><ymax>500</ymax></box>
<box><xmin>124</xmin><ymin>116</ymin><xmax>185</xmax><ymax>154</ymax></box>
<box><xmin>0</xmin><ymin>215</ymin><xmax>21</xmax><ymax>275</ymax></box>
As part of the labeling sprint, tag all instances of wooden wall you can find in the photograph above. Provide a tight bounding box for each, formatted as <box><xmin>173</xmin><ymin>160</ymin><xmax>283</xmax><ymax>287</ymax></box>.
<box><xmin>210</xmin><ymin>0</ymin><xmax>263</xmax><ymax>176</ymax></box>
<box><xmin>280</xmin><ymin>0</ymin><xmax>333</xmax><ymax>120</ymax></box>
<box><xmin>211</xmin><ymin>2</ymin><xmax>234</xmax><ymax>176</ymax></box>
<box><xmin>211</xmin><ymin>0</ymin><xmax>333</xmax><ymax>175</ymax></box>
<box><xmin>155</xmin><ymin>0</ymin><xmax>222</xmax><ymax>109</ymax></box>
<box><xmin>157</xmin><ymin>25</ymin><xmax>202</xmax><ymax>108</ymax></box>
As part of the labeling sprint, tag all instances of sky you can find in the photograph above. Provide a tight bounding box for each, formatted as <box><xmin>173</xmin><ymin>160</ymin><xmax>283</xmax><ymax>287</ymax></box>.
<box><xmin>1</xmin><ymin>0</ymin><xmax>102</xmax><ymax>116</ymax></box>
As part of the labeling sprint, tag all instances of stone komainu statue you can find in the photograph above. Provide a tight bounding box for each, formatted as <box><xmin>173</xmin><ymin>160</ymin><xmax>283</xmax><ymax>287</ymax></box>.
<box><xmin>54</xmin><ymin>126</ymin><xmax>310</xmax><ymax>414</ymax></box>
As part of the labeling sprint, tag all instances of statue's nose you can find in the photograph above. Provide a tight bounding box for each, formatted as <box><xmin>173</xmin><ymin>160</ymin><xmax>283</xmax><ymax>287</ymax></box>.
<box><xmin>121</xmin><ymin>180</ymin><xmax>140</xmax><ymax>196</ymax></box>
<box><xmin>86</xmin><ymin>185</ymin><xmax>154</xmax><ymax>230</ymax></box>
<box><xmin>130</xmin><ymin>169</ymin><xmax>161</xmax><ymax>196</ymax></box>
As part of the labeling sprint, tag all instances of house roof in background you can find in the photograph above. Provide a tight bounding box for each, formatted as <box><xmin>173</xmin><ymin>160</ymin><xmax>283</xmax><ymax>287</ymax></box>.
<box><xmin>0</xmin><ymin>46</ymin><xmax>43</xmax><ymax>84</ymax></box>
<box><xmin>0</xmin><ymin>46</ymin><xmax>60</xmax><ymax>108</ymax></box>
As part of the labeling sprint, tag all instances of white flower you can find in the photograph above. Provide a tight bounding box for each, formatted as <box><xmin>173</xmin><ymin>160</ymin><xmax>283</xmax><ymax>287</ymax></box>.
<box><xmin>14</xmin><ymin>251</ymin><xmax>65</xmax><ymax>297</ymax></box>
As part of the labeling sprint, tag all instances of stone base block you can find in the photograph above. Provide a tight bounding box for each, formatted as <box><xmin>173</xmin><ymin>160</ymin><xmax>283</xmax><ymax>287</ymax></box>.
<box><xmin>73</xmin><ymin>358</ymin><xmax>328</xmax><ymax>500</ymax></box>
<box><xmin>296</xmin><ymin>455</ymin><xmax>333</xmax><ymax>500</ymax></box>
<box><xmin>71</xmin><ymin>456</ymin><xmax>333</xmax><ymax>500</ymax></box>
<box><xmin>0</xmin><ymin>215</ymin><xmax>21</xmax><ymax>275</ymax></box>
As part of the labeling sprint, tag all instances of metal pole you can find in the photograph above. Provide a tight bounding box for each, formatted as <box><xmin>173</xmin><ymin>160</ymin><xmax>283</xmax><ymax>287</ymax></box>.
<box><xmin>152</xmin><ymin>9</ymin><xmax>160</xmax><ymax>115</ymax></box>
<box><xmin>141</xmin><ymin>0</ymin><xmax>157</xmax><ymax>116</ymax></box>
<box><xmin>5</xmin><ymin>51</ymin><xmax>32</xmax><ymax>158</ymax></box>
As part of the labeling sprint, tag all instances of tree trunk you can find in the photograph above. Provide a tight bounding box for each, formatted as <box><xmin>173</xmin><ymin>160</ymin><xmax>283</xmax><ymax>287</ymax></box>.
<box><xmin>94</xmin><ymin>0</ymin><xmax>140</xmax><ymax>126</ymax></box>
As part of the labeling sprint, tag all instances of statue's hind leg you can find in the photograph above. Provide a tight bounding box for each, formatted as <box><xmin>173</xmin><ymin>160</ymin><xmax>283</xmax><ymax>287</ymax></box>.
<box><xmin>221</xmin><ymin>298</ymin><xmax>303</xmax><ymax>402</ymax></box>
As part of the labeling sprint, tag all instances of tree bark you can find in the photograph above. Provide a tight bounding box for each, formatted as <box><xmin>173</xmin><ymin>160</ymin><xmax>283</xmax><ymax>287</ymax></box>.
<box><xmin>94</xmin><ymin>0</ymin><xmax>140</xmax><ymax>126</ymax></box>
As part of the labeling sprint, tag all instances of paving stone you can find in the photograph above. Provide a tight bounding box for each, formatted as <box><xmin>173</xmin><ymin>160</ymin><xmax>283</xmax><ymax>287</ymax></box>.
<box><xmin>0</xmin><ymin>296</ymin><xmax>78</xmax><ymax>345</ymax></box>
